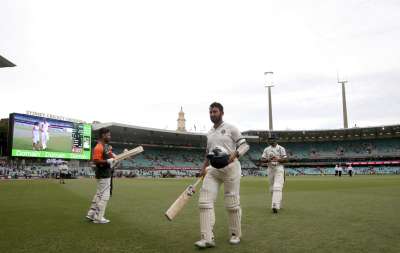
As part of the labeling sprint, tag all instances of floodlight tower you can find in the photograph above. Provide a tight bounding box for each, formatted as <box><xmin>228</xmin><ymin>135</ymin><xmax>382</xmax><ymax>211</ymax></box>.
<box><xmin>0</xmin><ymin>54</ymin><xmax>16</xmax><ymax>68</ymax></box>
<box><xmin>264</xmin><ymin>72</ymin><xmax>274</xmax><ymax>130</ymax></box>
<box><xmin>337</xmin><ymin>73</ymin><xmax>349</xmax><ymax>129</ymax></box>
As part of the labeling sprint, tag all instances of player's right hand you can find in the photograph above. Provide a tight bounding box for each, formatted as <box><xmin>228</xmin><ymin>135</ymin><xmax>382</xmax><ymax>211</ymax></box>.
<box><xmin>199</xmin><ymin>168</ymin><xmax>207</xmax><ymax>177</ymax></box>
<box><xmin>261</xmin><ymin>157</ymin><xmax>269</xmax><ymax>163</ymax></box>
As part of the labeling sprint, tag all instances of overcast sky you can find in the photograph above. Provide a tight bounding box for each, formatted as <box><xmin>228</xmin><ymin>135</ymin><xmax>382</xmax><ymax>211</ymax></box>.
<box><xmin>1</xmin><ymin>0</ymin><xmax>399</xmax><ymax>132</ymax></box>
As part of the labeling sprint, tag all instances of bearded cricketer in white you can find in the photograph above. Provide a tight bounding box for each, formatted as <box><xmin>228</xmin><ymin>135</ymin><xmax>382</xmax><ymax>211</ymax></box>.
<box><xmin>195</xmin><ymin>102</ymin><xmax>249</xmax><ymax>248</ymax></box>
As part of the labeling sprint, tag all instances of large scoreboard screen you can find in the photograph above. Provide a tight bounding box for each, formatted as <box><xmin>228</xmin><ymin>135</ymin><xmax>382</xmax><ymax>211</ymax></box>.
<box><xmin>9</xmin><ymin>113</ymin><xmax>91</xmax><ymax>160</ymax></box>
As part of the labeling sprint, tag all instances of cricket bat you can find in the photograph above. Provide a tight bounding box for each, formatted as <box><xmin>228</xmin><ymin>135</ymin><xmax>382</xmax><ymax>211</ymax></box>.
<box><xmin>165</xmin><ymin>177</ymin><xmax>203</xmax><ymax>221</ymax></box>
<box><xmin>114</xmin><ymin>146</ymin><xmax>144</xmax><ymax>162</ymax></box>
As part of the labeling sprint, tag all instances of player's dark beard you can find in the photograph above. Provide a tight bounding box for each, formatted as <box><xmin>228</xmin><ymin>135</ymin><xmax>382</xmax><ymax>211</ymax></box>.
<box><xmin>210</xmin><ymin>115</ymin><xmax>222</xmax><ymax>124</ymax></box>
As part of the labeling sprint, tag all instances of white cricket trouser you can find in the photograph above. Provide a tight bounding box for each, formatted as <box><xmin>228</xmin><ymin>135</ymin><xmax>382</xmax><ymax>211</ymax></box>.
<box><xmin>87</xmin><ymin>178</ymin><xmax>111</xmax><ymax>220</ymax></box>
<box><xmin>198</xmin><ymin>159</ymin><xmax>242</xmax><ymax>241</ymax></box>
<box><xmin>267</xmin><ymin>165</ymin><xmax>285</xmax><ymax>209</ymax></box>
<box><xmin>41</xmin><ymin>132</ymin><xmax>49</xmax><ymax>149</ymax></box>
<box><xmin>33</xmin><ymin>133</ymin><xmax>40</xmax><ymax>144</ymax></box>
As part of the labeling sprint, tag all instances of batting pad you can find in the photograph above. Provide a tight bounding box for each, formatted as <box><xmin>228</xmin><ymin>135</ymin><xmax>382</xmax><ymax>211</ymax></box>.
<box><xmin>224</xmin><ymin>193</ymin><xmax>240</xmax><ymax>210</ymax></box>
<box><xmin>200</xmin><ymin>208</ymin><xmax>215</xmax><ymax>241</ymax></box>
<box><xmin>228</xmin><ymin>208</ymin><xmax>242</xmax><ymax>237</ymax></box>
<box><xmin>272</xmin><ymin>189</ymin><xmax>282</xmax><ymax>209</ymax></box>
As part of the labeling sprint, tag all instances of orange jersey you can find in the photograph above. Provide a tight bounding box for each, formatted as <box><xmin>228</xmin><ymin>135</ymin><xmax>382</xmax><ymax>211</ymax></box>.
<box><xmin>92</xmin><ymin>142</ymin><xmax>115</xmax><ymax>179</ymax></box>
<box><xmin>93</xmin><ymin>143</ymin><xmax>115</xmax><ymax>161</ymax></box>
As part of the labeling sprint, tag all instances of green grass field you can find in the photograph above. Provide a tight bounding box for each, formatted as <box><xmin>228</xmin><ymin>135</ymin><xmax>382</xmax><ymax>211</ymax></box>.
<box><xmin>1</xmin><ymin>176</ymin><xmax>399</xmax><ymax>253</ymax></box>
<box><xmin>12</xmin><ymin>124</ymin><xmax>72</xmax><ymax>152</ymax></box>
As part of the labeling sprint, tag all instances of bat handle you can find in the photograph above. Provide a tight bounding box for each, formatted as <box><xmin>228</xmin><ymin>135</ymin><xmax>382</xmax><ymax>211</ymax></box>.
<box><xmin>192</xmin><ymin>176</ymin><xmax>204</xmax><ymax>188</ymax></box>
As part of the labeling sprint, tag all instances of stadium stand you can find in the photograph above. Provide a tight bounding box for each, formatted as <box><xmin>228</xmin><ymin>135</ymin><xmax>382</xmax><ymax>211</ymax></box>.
<box><xmin>248</xmin><ymin>138</ymin><xmax>400</xmax><ymax>160</ymax></box>
<box><xmin>102</xmin><ymin>124</ymin><xmax>399</xmax><ymax>177</ymax></box>
<box><xmin>1</xmin><ymin>120</ymin><xmax>399</xmax><ymax>178</ymax></box>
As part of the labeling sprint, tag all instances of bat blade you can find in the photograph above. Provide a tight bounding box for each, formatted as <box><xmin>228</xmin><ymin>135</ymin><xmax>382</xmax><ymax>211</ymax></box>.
<box><xmin>114</xmin><ymin>146</ymin><xmax>144</xmax><ymax>162</ymax></box>
<box><xmin>165</xmin><ymin>177</ymin><xmax>203</xmax><ymax>221</ymax></box>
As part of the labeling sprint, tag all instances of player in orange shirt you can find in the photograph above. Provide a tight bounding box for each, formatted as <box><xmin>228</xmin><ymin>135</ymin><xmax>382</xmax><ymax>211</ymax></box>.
<box><xmin>86</xmin><ymin>128</ymin><xmax>117</xmax><ymax>224</ymax></box>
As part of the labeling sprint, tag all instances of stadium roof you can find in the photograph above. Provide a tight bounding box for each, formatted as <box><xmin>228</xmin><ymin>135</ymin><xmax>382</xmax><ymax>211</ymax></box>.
<box><xmin>92</xmin><ymin>122</ymin><xmax>259</xmax><ymax>147</ymax></box>
<box><xmin>92</xmin><ymin>122</ymin><xmax>208</xmax><ymax>147</ymax></box>
<box><xmin>244</xmin><ymin>124</ymin><xmax>400</xmax><ymax>143</ymax></box>
<box><xmin>0</xmin><ymin>55</ymin><xmax>16</xmax><ymax>68</ymax></box>
<box><xmin>93</xmin><ymin>122</ymin><xmax>400</xmax><ymax>147</ymax></box>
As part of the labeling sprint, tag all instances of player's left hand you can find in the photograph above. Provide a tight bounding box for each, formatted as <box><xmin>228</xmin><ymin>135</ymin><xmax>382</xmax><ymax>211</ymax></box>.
<box><xmin>107</xmin><ymin>158</ymin><xmax>116</xmax><ymax>168</ymax></box>
<box><xmin>271</xmin><ymin>156</ymin><xmax>279</xmax><ymax>162</ymax></box>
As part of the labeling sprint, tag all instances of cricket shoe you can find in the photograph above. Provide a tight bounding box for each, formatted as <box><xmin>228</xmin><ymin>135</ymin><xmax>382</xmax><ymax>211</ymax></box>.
<box><xmin>272</xmin><ymin>203</ymin><xmax>280</xmax><ymax>213</ymax></box>
<box><xmin>93</xmin><ymin>218</ymin><xmax>110</xmax><ymax>224</ymax></box>
<box><xmin>229</xmin><ymin>236</ymin><xmax>241</xmax><ymax>245</ymax></box>
<box><xmin>86</xmin><ymin>211</ymin><xmax>96</xmax><ymax>221</ymax></box>
<box><xmin>85</xmin><ymin>214</ymin><xmax>95</xmax><ymax>221</ymax></box>
<box><xmin>194</xmin><ymin>239</ymin><xmax>216</xmax><ymax>248</ymax></box>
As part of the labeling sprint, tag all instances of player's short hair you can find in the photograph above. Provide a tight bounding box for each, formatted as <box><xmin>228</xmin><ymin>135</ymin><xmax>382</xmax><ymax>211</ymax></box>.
<box><xmin>268</xmin><ymin>132</ymin><xmax>278</xmax><ymax>140</ymax></box>
<box><xmin>209</xmin><ymin>102</ymin><xmax>224</xmax><ymax>113</ymax></box>
<box><xmin>99</xmin><ymin>128</ymin><xmax>111</xmax><ymax>138</ymax></box>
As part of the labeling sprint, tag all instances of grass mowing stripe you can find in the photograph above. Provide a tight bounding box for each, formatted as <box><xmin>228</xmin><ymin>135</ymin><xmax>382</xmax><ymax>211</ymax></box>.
<box><xmin>0</xmin><ymin>176</ymin><xmax>399</xmax><ymax>253</ymax></box>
